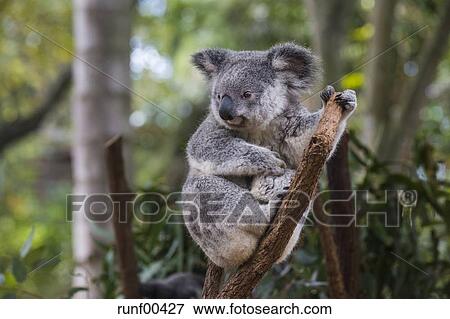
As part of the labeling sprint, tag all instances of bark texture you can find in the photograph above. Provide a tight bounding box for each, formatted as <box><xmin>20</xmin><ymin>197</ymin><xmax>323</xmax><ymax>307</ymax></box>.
<box><xmin>202</xmin><ymin>260</ymin><xmax>224</xmax><ymax>299</ymax></box>
<box><xmin>326</xmin><ymin>134</ymin><xmax>360</xmax><ymax>297</ymax></box>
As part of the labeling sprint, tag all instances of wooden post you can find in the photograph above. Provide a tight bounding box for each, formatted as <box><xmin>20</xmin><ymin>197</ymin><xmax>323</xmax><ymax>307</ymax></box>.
<box><xmin>105</xmin><ymin>136</ymin><xmax>141</xmax><ymax>298</ymax></box>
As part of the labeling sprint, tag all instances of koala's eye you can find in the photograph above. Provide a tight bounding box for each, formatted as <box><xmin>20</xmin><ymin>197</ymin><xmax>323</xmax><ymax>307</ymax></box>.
<box><xmin>242</xmin><ymin>91</ymin><xmax>252</xmax><ymax>99</ymax></box>
<box><xmin>216</xmin><ymin>94</ymin><xmax>221</xmax><ymax>100</ymax></box>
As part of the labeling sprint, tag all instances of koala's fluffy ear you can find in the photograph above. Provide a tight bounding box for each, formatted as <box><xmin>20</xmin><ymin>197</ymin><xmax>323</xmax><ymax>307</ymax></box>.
<box><xmin>191</xmin><ymin>48</ymin><xmax>229</xmax><ymax>79</ymax></box>
<box><xmin>268</xmin><ymin>43</ymin><xmax>320</xmax><ymax>94</ymax></box>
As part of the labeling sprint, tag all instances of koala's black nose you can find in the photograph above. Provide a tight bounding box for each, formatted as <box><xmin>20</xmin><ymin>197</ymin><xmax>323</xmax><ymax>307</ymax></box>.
<box><xmin>219</xmin><ymin>95</ymin><xmax>234</xmax><ymax>121</ymax></box>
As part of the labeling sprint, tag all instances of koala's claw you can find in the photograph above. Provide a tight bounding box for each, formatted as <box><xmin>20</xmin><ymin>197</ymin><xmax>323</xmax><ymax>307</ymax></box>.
<box><xmin>251</xmin><ymin>169</ymin><xmax>295</xmax><ymax>202</ymax></box>
<box><xmin>334</xmin><ymin>89</ymin><xmax>357</xmax><ymax>113</ymax></box>
<box><xmin>261</xmin><ymin>150</ymin><xmax>287</xmax><ymax>176</ymax></box>
<box><xmin>275</xmin><ymin>193</ymin><xmax>285</xmax><ymax>200</ymax></box>
<box><xmin>277</xmin><ymin>188</ymin><xmax>291</xmax><ymax>198</ymax></box>
<box><xmin>320</xmin><ymin>85</ymin><xmax>335</xmax><ymax>105</ymax></box>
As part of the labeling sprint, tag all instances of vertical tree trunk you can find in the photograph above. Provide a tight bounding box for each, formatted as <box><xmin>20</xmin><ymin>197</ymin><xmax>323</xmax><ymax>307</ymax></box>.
<box><xmin>305</xmin><ymin>0</ymin><xmax>360</xmax><ymax>297</ymax></box>
<box><xmin>202</xmin><ymin>260</ymin><xmax>224</xmax><ymax>299</ymax></box>
<box><xmin>305</xmin><ymin>0</ymin><xmax>355</xmax><ymax>85</ymax></box>
<box><xmin>72</xmin><ymin>0</ymin><xmax>132</xmax><ymax>298</ymax></box>
<box><xmin>364</xmin><ymin>0</ymin><xmax>398</xmax><ymax>147</ymax></box>
<box><xmin>379</xmin><ymin>0</ymin><xmax>450</xmax><ymax>161</ymax></box>
<box><xmin>325</xmin><ymin>134</ymin><xmax>360</xmax><ymax>297</ymax></box>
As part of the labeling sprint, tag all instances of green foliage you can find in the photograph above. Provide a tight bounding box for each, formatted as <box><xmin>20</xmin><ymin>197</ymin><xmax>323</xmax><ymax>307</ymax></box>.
<box><xmin>0</xmin><ymin>226</ymin><xmax>64</xmax><ymax>298</ymax></box>
<box><xmin>349</xmin><ymin>131</ymin><xmax>449</xmax><ymax>297</ymax></box>
<box><xmin>96</xmin><ymin>185</ymin><xmax>205</xmax><ymax>297</ymax></box>
<box><xmin>0</xmin><ymin>0</ymin><xmax>449</xmax><ymax>298</ymax></box>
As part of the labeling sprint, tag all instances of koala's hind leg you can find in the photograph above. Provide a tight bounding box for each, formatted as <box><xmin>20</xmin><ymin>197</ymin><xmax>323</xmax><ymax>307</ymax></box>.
<box><xmin>182</xmin><ymin>174</ymin><xmax>274</xmax><ymax>269</ymax></box>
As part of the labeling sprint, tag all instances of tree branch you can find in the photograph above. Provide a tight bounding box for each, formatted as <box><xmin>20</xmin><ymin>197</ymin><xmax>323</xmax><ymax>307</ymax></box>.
<box><xmin>326</xmin><ymin>133</ymin><xmax>360</xmax><ymax>297</ymax></box>
<box><xmin>0</xmin><ymin>64</ymin><xmax>72</xmax><ymax>154</ymax></box>
<box><xmin>216</xmin><ymin>94</ymin><xmax>347</xmax><ymax>298</ymax></box>
<box><xmin>314</xmin><ymin>192</ymin><xmax>347</xmax><ymax>298</ymax></box>
<box><xmin>105</xmin><ymin>136</ymin><xmax>141</xmax><ymax>298</ymax></box>
<box><xmin>202</xmin><ymin>260</ymin><xmax>224</xmax><ymax>298</ymax></box>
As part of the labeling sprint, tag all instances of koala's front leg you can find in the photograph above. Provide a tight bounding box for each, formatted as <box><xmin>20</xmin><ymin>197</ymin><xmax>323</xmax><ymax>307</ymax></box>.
<box><xmin>187</xmin><ymin>120</ymin><xmax>287</xmax><ymax>177</ymax></box>
<box><xmin>283</xmin><ymin>86</ymin><xmax>357</xmax><ymax>162</ymax></box>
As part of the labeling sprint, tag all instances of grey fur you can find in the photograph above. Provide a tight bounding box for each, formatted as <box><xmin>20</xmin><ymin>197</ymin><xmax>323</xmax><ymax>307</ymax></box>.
<box><xmin>183</xmin><ymin>43</ymin><xmax>357</xmax><ymax>269</ymax></box>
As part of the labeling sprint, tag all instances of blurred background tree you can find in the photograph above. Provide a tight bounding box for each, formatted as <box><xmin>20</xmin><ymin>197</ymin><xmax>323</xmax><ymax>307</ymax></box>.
<box><xmin>0</xmin><ymin>0</ymin><xmax>449</xmax><ymax>298</ymax></box>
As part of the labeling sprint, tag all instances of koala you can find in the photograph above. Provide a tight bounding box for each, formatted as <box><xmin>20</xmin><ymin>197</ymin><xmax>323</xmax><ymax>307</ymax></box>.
<box><xmin>182</xmin><ymin>43</ymin><xmax>357</xmax><ymax>270</ymax></box>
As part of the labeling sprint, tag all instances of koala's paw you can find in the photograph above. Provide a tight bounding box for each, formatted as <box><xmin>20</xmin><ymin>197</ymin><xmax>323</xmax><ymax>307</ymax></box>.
<box><xmin>335</xmin><ymin>89</ymin><xmax>357</xmax><ymax>115</ymax></box>
<box><xmin>258</xmin><ymin>149</ymin><xmax>286</xmax><ymax>176</ymax></box>
<box><xmin>251</xmin><ymin>169</ymin><xmax>295</xmax><ymax>202</ymax></box>
<box><xmin>272</xmin><ymin>170</ymin><xmax>295</xmax><ymax>202</ymax></box>
<box><xmin>320</xmin><ymin>85</ymin><xmax>335</xmax><ymax>107</ymax></box>
<box><xmin>251</xmin><ymin>176</ymin><xmax>274</xmax><ymax>202</ymax></box>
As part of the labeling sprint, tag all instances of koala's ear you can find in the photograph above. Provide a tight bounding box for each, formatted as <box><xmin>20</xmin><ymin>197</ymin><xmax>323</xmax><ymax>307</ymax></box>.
<box><xmin>191</xmin><ymin>48</ymin><xmax>229</xmax><ymax>79</ymax></box>
<box><xmin>268</xmin><ymin>43</ymin><xmax>320</xmax><ymax>92</ymax></box>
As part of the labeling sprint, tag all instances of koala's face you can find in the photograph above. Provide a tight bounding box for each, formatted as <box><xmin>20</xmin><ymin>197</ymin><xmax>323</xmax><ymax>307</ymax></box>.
<box><xmin>211</xmin><ymin>58</ymin><xmax>277</xmax><ymax>129</ymax></box>
<box><xmin>192</xmin><ymin>43</ymin><xmax>319</xmax><ymax>130</ymax></box>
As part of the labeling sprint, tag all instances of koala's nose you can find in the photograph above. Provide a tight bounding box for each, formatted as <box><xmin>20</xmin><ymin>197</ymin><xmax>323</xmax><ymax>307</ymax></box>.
<box><xmin>219</xmin><ymin>95</ymin><xmax>235</xmax><ymax>121</ymax></box>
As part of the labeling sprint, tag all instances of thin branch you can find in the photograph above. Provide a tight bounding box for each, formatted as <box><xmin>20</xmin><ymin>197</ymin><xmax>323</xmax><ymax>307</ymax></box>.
<box><xmin>105</xmin><ymin>136</ymin><xmax>141</xmax><ymax>299</ymax></box>
<box><xmin>0</xmin><ymin>64</ymin><xmax>72</xmax><ymax>154</ymax></box>
<box><xmin>313</xmin><ymin>193</ymin><xmax>347</xmax><ymax>298</ymax></box>
<box><xmin>216</xmin><ymin>94</ymin><xmax>347</xmax><ymax>298</ymax></box>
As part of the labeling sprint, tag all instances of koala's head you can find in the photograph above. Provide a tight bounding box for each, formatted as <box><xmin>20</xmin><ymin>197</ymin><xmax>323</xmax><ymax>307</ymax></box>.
<box><xmin>192</xmin><ymin>43</ymin><xmax>320</xmax><ymax>130</ymax></box>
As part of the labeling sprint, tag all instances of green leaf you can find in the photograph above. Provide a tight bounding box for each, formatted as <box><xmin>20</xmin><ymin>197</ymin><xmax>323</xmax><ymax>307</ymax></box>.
<box><xmin>341</xmin><ymin>72</ymin><xmax>364</xmax><ymax>89</ymax></box>
<box><xmin>3</xmin><ymin>271</ymin><xmax>17</xmax><ymax>287</ymax></box>
<box><xmin>20</xmin><ymin>226</ymin><xmax>35</xmax><ymax>258</ymax></box>
<box><xmin>11</xmin><ymin>257</ymin><xmax>27</xmax><ymax>283</ymax></box>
